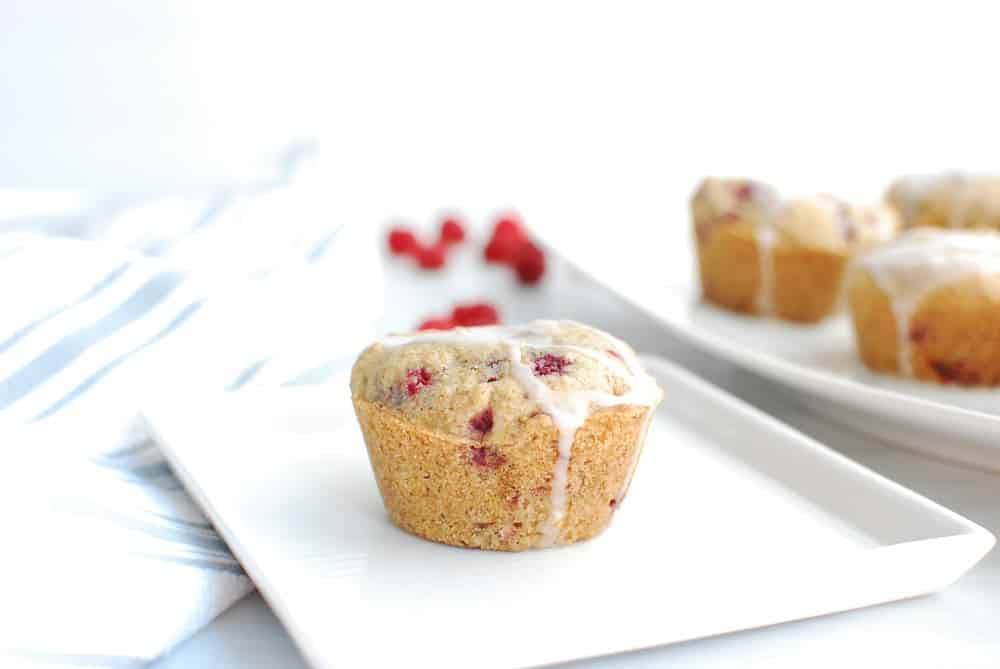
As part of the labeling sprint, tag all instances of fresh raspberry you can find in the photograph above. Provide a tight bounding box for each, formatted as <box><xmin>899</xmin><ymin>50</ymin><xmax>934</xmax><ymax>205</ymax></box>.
<box><xmin>388</xmin><ymin>227</ymin><xmax>417</xmax><ymax>255</ymax></box>
<box><xmin>609</xmin><ymin>498</ymin><xmax>617</xmax><ymax>509</ymax></box>
<box><xmin>469</xmin><ymin>445</ymin><xmax>505</xmax><ymax>468</ymax></box>
<box><xmin>416</xmin><ymin>242</ymin><xmax>447</xmax><ymax>270</ymax></box>
<box><xmin>440</xmin><ymin>217</ymin><xmax>466</xmax><ymax>244</ymax></box>
<box><xmin>469</xmin><ymin>407</ymin><xmax>494</xmax><ymax>436</ymax></box>
<box><xmin>484</xmin><ymin>235</ymin><xmax>523</xmax><ymax>264</ymax></box>
<box><xmin>493</xmin><ymin>216</ymin><xmax>524</xmax><ymax>240</ymax></box>
<box><xmin>515</xmin><ymin>241</ymin><xmax>545</xmax><ymax>284</ymax></box>
<box><xmin>405</xmin><ymin>367</ymin><xmax>432</xmax><ymax>396</ymax></box>
<box><xmin>452</xmin><ymin>302</ymin><xmax>500</xmax><ymax>327</ymax></box>
<box><xmin>418</xmin><ymin>317</ymin><xmax>455</xmax><ymax>331</ymax></box>
<box><xmin>484</xmin><ymin>214</ymin><xmax>527</xmax><ymax>264</ymax></box>
<box><xmin>533</xmin><ymin>353</ymin><xmax>570</xmax><ymax>376</ymax></box>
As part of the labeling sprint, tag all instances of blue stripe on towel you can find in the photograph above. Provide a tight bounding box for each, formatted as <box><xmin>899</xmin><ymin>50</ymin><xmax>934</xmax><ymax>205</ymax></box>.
<box><xmin>32</xmin><ymin>299</ymin><xmax>205</xmax><ymax>421</ymax></box>
<box><xmin>0</xmin><ymin>271</ymin><xmax>184</xmax><ymax>412</ymax></box>
<box><xmin>225</xmin><ymin>357</ymin><xmax>270</xmax><ymax>391</ymax></box>
<box><xmin>305</xmin><ymin>228</ymin><xmax>341</xmax><ymax>262</ymax></box>
<box><xmin>190</xmin><ymin>190</ymin><xmax>233</xmax><ymax>231</ymax></box>
<box><xmin>0</xmin><ymin>262</ymin><xmax>131</xmax><ymax>355</ymax></box>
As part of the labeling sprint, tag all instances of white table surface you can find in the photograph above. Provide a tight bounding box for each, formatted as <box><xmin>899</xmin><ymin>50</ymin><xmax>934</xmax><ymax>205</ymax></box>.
<box><xmin>153</xmin><ymin>247</ymin><xmax>1000</xmax><ymax>669</ymax></box>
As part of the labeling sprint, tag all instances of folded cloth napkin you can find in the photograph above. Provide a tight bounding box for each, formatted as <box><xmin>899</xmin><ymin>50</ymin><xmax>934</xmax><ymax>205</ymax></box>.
<box><xmin>0</xmin><ymin>146</ymin><xmax>382</xmax><ymax>667</ymax></box>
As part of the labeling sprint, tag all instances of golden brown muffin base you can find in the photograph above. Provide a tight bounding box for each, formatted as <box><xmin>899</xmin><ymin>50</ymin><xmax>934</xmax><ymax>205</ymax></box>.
<box><xmin>848</xmin><ymin>269</ymin><xmax>1000</xmax><ymax>385</ymax></box>
<box><xmin>696</xmin><ymin>224</ymin><xmax>847</xmax><ymax>323</ymax></box>
<box><xmin>353</xmin><ymin>399</ymin><xmax>652</xmax><ymax>551</ymax></box>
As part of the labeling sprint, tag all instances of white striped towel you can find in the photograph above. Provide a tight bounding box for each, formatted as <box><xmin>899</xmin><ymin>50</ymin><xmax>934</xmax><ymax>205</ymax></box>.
<box><xmin>0</xmin><ymin>145</ymin><xmax>382</xmax><ymax>667</ymax></box>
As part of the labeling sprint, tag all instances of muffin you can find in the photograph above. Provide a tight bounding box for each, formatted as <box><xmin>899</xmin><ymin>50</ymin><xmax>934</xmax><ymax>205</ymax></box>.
<box><xmin>692</xmin><ymin>177</ymin><xmax>899</xmax><ymax>322</ymax></box>
<box><xmin>847</xmin><ymin>228</ymin><xmax>1000</xmax><ymax>385</ymax></box>
<box><xmin>887</xmin><ymin>173</ymin><xmax>1000</xmax><ymax>231</ymax></box>
<box><xmin>350</xmin><ymin>320</ymin><xmax>663</xmax><ymax>551</ymax></box>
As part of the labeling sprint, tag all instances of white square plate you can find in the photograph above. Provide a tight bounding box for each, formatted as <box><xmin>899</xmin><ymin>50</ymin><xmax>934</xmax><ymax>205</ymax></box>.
<box><xmin>539</xmin><ymin>226</ymin><xmax>1000</xmax><ymax>473</ymax></box>
<box><xmin>144</xmin><ymin>356</ymin><xmax>993</xmax><ymax>669</ymax></box>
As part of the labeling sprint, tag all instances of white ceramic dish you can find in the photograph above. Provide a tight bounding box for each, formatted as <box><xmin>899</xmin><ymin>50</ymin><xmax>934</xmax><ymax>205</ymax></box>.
<box><xmin>542</xmin><ymin>230</ymin><xmax>1000</xmax><ymax>473</ymax></box>
<box><xmin>144</xmin><ymin>356</ymin><xmax>992</xmax><ymax>669</ymax></box>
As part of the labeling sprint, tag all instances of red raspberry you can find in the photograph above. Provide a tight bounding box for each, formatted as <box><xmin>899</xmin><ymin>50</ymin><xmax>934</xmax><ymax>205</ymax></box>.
<box><xmin>452</xmin><ymin>302</ymin><xmax>500</xmax><ymax>327</ymax></box>
<box><xmin>388</xmin><ymin>227</ymin><xmax>417</xmax><ymax>255</ymax></box>
<box><xmin>484</xmin><ymin>235</ymin><xmax>524</xmax><ymax>264</ymax></box>
<box><xmin>405</xmin><ymin>367</ymin><xmax>432</xmax><ymax>396</ymax></box>
<box><xmin>514</xmin><ymin>241</ymin><xmax>545</xmax><ymax>284</ymax></box>
<box><xmin>418</xmin><ymin>317</ymin><xmax>456</xmax><ymax>331</ymax></box>
<box><xmin>469</xmin><ymin>407</ymin><xmax>494</xmax><ymax>435</ymax></box>
<box><xmin>533</xmin><ymin>353</ymin><xmax>570</xmax><ymax>376</ymax></box>
<box><xmin>484</xmin><ymin>214</ymin><xmax>527</xmax><ymax>264</ymax></box>
<box><xmin>493</xmin><ymin>216</ymin><xmax>523</xmax><ymax>240</ymax></box>
<box><xmin>484</xmin><ymin>239</ymin><xmax>507</xmax><ymax>263</ymax></box>
<box><xmin>416</xmin><ymin>242</ymin><xmax>447</xmax><ymax>270</ymax></box>
<box><xmin>440</xmin><ymin>217</ymin><xmax>466</xmax><ymax>244</ymax></box>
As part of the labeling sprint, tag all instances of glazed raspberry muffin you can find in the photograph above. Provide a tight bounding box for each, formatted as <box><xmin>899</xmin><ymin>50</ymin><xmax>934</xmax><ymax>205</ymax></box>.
<box><xmin>887</xmin><ymin>173</ymin><xmax>1000</xmax><ymax>231</ymax></box>
<box><xmin>692</xmin><ymin>177</ymin><xmax>899</xmax><ymax>323</ymax></box>
<box><xmin>848</xmin><ymin>228</ymin><xmax>1000</xmax><ymax>385</ymax></box>
<box><xmin>350</xmin><ymin>320</ymin><xmax>662</xmax><ymax>551</ymax></box>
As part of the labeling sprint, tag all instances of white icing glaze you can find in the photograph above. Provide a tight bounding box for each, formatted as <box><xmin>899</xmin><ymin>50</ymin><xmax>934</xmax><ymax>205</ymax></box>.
<box><xmin>748</xmin><ymin>197</ymin><xmax>896</xmax><ymax>317</ymax></box>
<box><xmin>379</xmin><ymin>320</ymin><xmax>661</xmax><ymax>547</ymax></box>
<box><xmin>858</xmin><ymin>229</ymin><xmax>1000</xmax><ymax>376</ymax></box>
<box><xmin>890</xmin><ymin>173</ymin><xmax>972</xmax><ymax>227</ymax></box>
<box><xmin>755</xmin><ymin>223</ymin><xmax>777</xmax><ymax>315</ymax></box>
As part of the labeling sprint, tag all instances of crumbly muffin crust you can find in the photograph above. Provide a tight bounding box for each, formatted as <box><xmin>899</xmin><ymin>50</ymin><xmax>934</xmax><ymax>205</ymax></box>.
<box><xmin>692</xmin><ymin>177</ymin><xmax>898</xmax><ymax>322</ymax></box>
<box><xmin>848</xmin><ymin>228</ymin><xmax>1000</xmax><ymax>385</ymax></box>
<box><xmin>351</xmin><ymin>320</ymin><xmax>663</xmax><ymax>550</ymax></box>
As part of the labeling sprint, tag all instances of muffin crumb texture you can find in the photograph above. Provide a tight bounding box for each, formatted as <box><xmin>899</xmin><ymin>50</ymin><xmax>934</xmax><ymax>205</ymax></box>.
<box><xmin>350</xmin><ymin>320</ymin><xmax>662</xmax><ymax>550</ymax></box>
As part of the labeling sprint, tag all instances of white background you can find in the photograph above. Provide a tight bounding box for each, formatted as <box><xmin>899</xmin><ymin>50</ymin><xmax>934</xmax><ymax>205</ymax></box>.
<box><xmin>3</xmin><ymin>2</ymin><xmax>1000</xmax><ymax>667</ymax></box>
<box><xmin>5</xmin><ymin>1</ymin><xmax>1000</xmax><ymax>201</ymax></box>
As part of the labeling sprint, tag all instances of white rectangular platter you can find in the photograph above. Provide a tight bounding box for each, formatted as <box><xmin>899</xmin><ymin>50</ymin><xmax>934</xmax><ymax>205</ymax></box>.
<box><xmin>541</xmin><ymin>228</ymin><xmax>1000</xmax><ymax>473</ymax></box>
<box><xmin>144</xmin><ymin>356</ymin><xmax>993</xmax><ymax>669</ymax></box>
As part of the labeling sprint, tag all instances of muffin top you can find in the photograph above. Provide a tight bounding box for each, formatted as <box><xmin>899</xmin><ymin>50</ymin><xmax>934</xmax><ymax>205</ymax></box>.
<box><xmin>887</xmin><ymin>173</ymin><xmax>1000</xmax><ymax>230</ymax></box>
<box><xmin>692</xmin><ymin>177</ymin><xmax>897</xmax><ymax>251</ymax></box>
<box><xmin>856</xmin><ymin>228</ymin><xmax>1000</xmax><ymax>307</ymax></box>
<box><xmin>691</xmin><ymin>177</ymin><xmax>780</xmax><ymax>220</ymax></box>
<box><xmin>350</xmin><ymin>320</ymin><xmax>662</xmax><ymax>444</ymax></box>
<box><xmin>771</xmin><ymin>195</ymin><xmax>898</xmax><ymax>252</ymax></box>
<box><xmin>691</xmin><ymin>177</ymin><xmax>779</xmax><ymax>242</ymax></box>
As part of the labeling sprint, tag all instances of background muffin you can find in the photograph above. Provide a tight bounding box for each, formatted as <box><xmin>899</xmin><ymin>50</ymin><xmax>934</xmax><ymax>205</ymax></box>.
<box><xmin>693</xmin><ymin>178</ymin><xmax>898</xmax><ymax>322</ymax></box>
<box><xmin>848</xmin><ymin>228</ymin><xmax>1000</xmax><ymax>385</ymax></box>
<box><xmin>350</xmin><ymin>320</ymin><xmax>663</xmax><ymax>551</ymax></box>
<box><xmin>888</xmin><ymin>173</ymin><xmax>1000</xmax><ymax>231</ymax></box>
